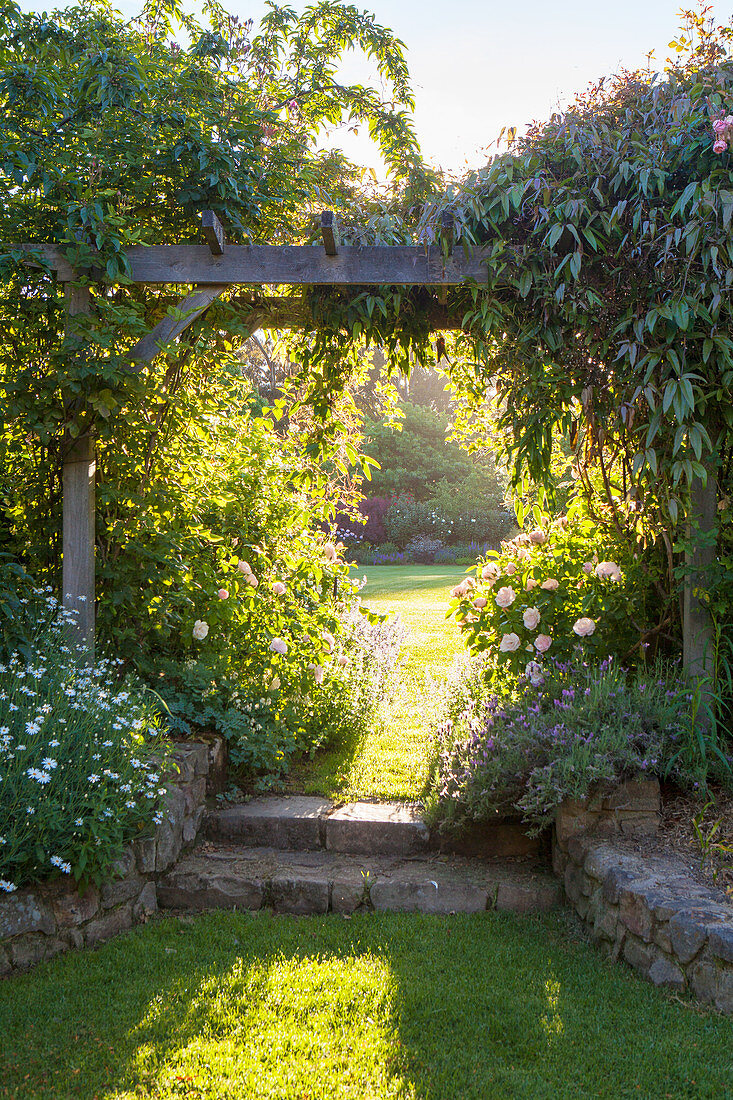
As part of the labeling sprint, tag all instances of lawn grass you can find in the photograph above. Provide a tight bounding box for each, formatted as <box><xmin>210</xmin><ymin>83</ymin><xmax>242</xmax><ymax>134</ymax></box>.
<box><xmin>1</xmin><ymin>908</ymin><xmax>730</xmax><ymax>1099</ymax></box>
<box><xmin>291</xmin><ymin>565</ymin><xmax>467</xmax><ymax>802</ymax></box>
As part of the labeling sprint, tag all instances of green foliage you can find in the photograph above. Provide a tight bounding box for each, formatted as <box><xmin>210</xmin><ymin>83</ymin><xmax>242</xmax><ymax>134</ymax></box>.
<box><xmin>427</xmin><ymin>657</ymin><xmax>714</xmax><ymax>835</ymax></box>
<box><xmin>364</xmin><ymin>401</ymin><xmax>476</xmax><ymax>498</ymax></box>
<box><xmin>0</xmin><ymin>0</ymin><xmax>430</xmax><ymax>584</ymax></box>
<box><xmin>0</xmin><ymin>597</ymin><xmax>169</xmax><ymax>891</ymax></box>
<box><xmin>157</xmin><ymin>607</ymin><xmax>405</xmax><ymax>787</ymax></box>
<box><xmin>450</xmin><ymin>516</ymin><xmax>667</xmax><ymax>674</ymax></box>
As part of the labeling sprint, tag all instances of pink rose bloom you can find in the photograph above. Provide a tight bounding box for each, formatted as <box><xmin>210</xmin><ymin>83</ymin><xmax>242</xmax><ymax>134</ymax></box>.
<box><xmin>313</xmin><ymin>665</ymin><xmax>324</xmax><ymax>684</ymax></box>
<box><xmin>529</xmin><ymin>529</ymin><xmax>546</xmax><ymax>545</ymax></box>
<box><xmin>499</xmin><ymin>632</ymin><xmax>521</xmax><ymax>652</ymax></box>
<box><xmin>713</xmin><ymin>118</ymin><xmax>727</xmax><ymax>134</ymax></box>
<box><xmin>338</xmin><ymin>655</ymin><xmax>348</xmax><ymax>667</ymax></box>
<box><xmin>504</xmin><ymin>562</ymin><xmax>517</xmax><ymax>575</ymax></box>
<box><xmin>540</xmin><ymin>579</ymin><xmax>559</xmax><ymax>591</ymax></box>
<box><xmin>322</xmin><ymin>631</ymin><xmax>335</xmax><ymax>653</ymax></box>
<box><xmin>523</xmin><ymin>607</ymin><xmax>541</xmax><ymax>630</ymax></box>
<box><xmin>495</xmin><ymin>586</ymin><xmax>517</xmax><ymax>608</ymax></box>
<box><xmin>323</xmin><ymin>542</ymin><xmax>337</xmax><ymax>562</ymax></box>
<box><xmin>473</xmin><ymin>596</ymin><xmax>487</xmax><ymax>609</ymax></box>
<box><xmin>450</xmin><ymin>580</ymin><xmax>468</xmax><ymax>598</ymax></box>
<box><xmin>244</xmin><ymin>572</ymin><xmax>258</xmax><ymax>587</ymax></box>
<box><xmin>515</xmin><ymin>548</ymin><xmax>531</xmax><ymax>562</ymax></box>
<box><xmin>217</xmin><ymin>588</ymin><xmax>229</xmax><ymax>600</ymax></box>
<box><xmin>269</xmin><ymin>637</ymin><xmax>287</xmax><ymax>655</ymax></box>
<box><xmin>534</xmin><ymin>634</ymin><xmax>552</xmax><ymax>653</ymax></box>
<box><xmin>595</xmin><ymin>561</ymin><xmax>621</xmax><ymax>582</ymax></box>
<box><xmin>526</xmin><ymin>578</ymin><xmax>539</xmax><ymax>591</ymax></box>
<box><xmin>573</xmin><ymin>617</ymin><xmax>596</xmax><ymax>637</ymax></box>
<box><xmin>714</xmin><ymin>139</ymin><xmax>727</xmax><ymax>154</ymax></box>
<box><xmin>482</xmin><ymin>562</ymin><xmax>500</xmax><ymax>582</ymax></box>
<box><xmin>272</xmin><ymin>581</ymin><xmax>286</xmax><ymax>596</ymax></box>
<box><xmin>237</xmin><ymin>560</ymin><xmax>252</xmax><ymax>574</ymax></box>
<box><xmin>583</xmin><ymin>562</ymin><xmax>594</xmax><ymax>574</ymax></box>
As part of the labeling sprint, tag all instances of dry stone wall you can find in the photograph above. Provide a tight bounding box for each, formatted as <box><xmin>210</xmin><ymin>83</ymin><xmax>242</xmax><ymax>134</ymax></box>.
<box><xmin>554</xmin><ymin>777</ymin><xmax>733</xmax><ymax>1014</ymax></box>
<box><xmin>0</xmin><ymin>739</ymin><xmax>221</xmax><ymax>976</ymax></box>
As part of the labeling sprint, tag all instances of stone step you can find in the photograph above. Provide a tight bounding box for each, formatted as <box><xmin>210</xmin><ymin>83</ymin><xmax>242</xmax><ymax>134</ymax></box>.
<box><xmin>207</xmin><ymin>797</ymin><xmax>430</xmax><ymax>856</ymax></box>
<box><xmin>158</xmin><ymin>843</ymin><xmax>561</xmax><ymax>916</ymax></box>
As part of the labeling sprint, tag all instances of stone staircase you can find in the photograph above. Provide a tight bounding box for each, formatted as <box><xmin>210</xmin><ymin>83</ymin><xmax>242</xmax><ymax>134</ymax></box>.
<box><xmin>157</xmin><ymin>797</ymin><xmax>560</xmax><ymax>916</ymax></box>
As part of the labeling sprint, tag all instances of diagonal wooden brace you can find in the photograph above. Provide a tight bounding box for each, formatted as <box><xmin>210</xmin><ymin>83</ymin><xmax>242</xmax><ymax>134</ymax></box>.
<box><xmin>127</xmin><ymin>285</ymin><xmax>229</xmax><ymax>369</ymax></box>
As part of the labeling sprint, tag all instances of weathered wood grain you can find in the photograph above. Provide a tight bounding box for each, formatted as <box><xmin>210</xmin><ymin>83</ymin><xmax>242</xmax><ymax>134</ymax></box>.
<box><xmin>201</xmin><ymin>211</ymin><xmax>226</xmax><ymax>255</ymax></box>
<box><xmin>321</xmin><ymin>211</ymin><xmax>339</xmax><ymax>256</ymax></box>
<box><xmin>25</xmin><ymin>243</ymin><xmax>491</xmax><ymax>285</ymax></box>
<box><xmin>62</xmin><ymin>284</ymin><xmax>95</xmax><ymax>660</ymax></box>
<box><xmin>128</xmin><ymin>285</ymin><xmax>228</xmax><ymax>368</ymax></box>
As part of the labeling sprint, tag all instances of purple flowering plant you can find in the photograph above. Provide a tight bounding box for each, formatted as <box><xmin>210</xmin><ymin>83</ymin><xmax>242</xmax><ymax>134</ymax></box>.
<box><xmin>427</xmin><ymin>654</ymin><xmax>702</xmax><ymax>835</ymax></box>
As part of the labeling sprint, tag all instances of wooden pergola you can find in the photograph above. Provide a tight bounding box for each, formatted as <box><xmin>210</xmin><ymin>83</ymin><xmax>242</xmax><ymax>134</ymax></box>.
<box><xmin>32</xmin><ymin>210</ymin><xmax>477</xmax><ymax>652</ymax></box>
<box><xmin>17</xmin><ymin>209</ymin><xmax>714</xmax><ymax>680</ymax></box>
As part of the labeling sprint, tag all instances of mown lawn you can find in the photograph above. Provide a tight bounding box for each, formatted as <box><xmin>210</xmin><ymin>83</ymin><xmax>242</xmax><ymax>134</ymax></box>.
<box><xmin>1</xmin><ymin>909</ymin><xmax>730</xmax><ymax>1099</ymax></box>
<box><xmin>292</xmin><ymin>565</ymin><xmax>467</xmax><ymax>802</ymax></box>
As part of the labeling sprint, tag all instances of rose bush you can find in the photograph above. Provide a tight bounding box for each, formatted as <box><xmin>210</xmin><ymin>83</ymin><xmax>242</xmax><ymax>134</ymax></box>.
<box><xmin>448</xmin><ymin>516</ymin><xmax>665</xmax><ymax>677</ymax></box>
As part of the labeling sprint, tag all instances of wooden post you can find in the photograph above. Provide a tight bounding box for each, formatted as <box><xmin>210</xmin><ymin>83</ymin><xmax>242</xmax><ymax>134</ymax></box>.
<box><xmin>62</xmin><ymin>285</ymin><xmax>95</xmax><ymax>660</ymax></box>
<box><xmin>683</xmin><ymin>470</ymin><xmax>718</xmax><ymax>687</ymax></box>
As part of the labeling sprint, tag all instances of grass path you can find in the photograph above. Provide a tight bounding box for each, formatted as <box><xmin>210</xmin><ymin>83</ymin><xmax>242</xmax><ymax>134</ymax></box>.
<box><xmin>291</xmin><ymin>565</ymin><xmax>466</xmax><ymax>802</ymax></box>
<box><xmin>1</xmin><ymin>909</ymin><xmax>730</xmax><ymax>1099</ymax></box>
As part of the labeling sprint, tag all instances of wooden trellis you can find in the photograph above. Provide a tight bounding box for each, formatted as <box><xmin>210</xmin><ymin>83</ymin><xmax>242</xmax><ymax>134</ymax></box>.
<box><xmin>15</xmin><ymin>209</ymin><xmax>715</xmax><ymax>681</ymax></box>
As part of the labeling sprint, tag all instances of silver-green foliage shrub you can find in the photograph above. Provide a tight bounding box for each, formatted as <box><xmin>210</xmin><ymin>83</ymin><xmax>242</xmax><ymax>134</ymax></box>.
<box><xmin>0</xmin><ymin>592</ymin><xmax>169</xmax><ymax>892</ymax></box>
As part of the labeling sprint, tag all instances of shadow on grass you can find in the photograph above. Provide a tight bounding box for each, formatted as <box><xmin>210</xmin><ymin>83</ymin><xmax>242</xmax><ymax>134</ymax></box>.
<box><xmin>1</xmin><ymin>910</ymin><xmax>731</xmax><ymax>1099</ymax></box>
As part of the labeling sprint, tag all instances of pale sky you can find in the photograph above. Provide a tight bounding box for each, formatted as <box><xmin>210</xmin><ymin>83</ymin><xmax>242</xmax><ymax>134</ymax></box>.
<box><xmin>19</xmin><ymin>0</ymin><xmax>733</xmax><ymax>175</ymax></box>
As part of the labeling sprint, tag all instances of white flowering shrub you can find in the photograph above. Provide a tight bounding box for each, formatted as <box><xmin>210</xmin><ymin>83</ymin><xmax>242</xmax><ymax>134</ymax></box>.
<box><xmin>160</xmin><ymin>595</ymin><xmax>406</xmax><ymax>788</ymax></box>
<box><xmin>449</xmin><ymin>516</ymin><xmax>662</xmax><ymax>678</ymax></box>
<box><xmin>0</xmin><ymin>593</ymin><xmax>169</xmax><ymax>893</ymax></box>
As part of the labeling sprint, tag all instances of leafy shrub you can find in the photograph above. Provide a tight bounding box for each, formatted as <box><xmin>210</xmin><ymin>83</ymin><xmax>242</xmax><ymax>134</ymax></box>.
<box><xmin>158</xmin><ymin>600</ymin><xmax>406</xmax><ymax>787</ymax></box>
<box><xmin>450</xmin><ymin>517</ymin><xmax>664</xmax><ymax>674</ymax></box>
<box><xmin>426</xmin><ymin>656</ymin><xmax>722</xmax><ymax>835</ymax></box>
<box><xmin>0</xmin><ymin>595</ymin><xmax>169</xmax><ymax>892</ymax></box>
<box><xmin>0</xmin><ymin>555</ymin><xmax>34</xmax><ymax>661</ymax></box>
<box><xmin>433</xmin><ymin>541</ymin><xmax>496</xmax><ymax>564</ymax></box>
<box><xmin>383</xmin><ymin>493</ymin><xmax>512</xmax><ymax>549</ymax></box>
<box><xmin>405</xmin><ymin>535</ymin><xmax>443</xmax><ymax>562</ymax></box>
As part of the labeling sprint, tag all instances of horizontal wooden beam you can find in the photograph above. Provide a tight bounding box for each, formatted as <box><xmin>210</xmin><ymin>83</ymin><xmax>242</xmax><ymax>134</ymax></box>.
<box><xmin>11</xmin><ymin>242</ymin><xmax>491</xmax><ymax>286</ymax></box>
<box><xmin>224</xmin><ymin>295</ymin><xmax>464</xmax><ymax>332</ymax></box>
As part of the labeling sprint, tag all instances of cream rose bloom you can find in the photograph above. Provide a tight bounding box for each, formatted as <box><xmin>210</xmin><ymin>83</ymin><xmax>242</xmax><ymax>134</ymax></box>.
<box><xmin>192</xmin><ymin>620</ymin><xmax>209</xmax><ymax>641</ymax></box>
<box><xmin>534</xmin><ymin>634</ymin><xmax>552</xmax><ymax>653</ymax></box>
<box><xmin>525</xmin><ymin>660</ymin><xmax>543</xmax><ymax>685</ymax></box>
<box><xmin>269</xmin><ymin>637</ymin><xmax>288</xmax><ymax>655</ymax></box>
<box><xmin>526</xmin><ymin>578</ymin><xmax>539</xmax><ymax>591</ymax></box>
<box><xmin>529</xmin><ymin>529</ymin><xmax>546</xmax><ymax>545</ymax></box>
<box><xmin>272</xmin><ymin>581</ymin><xmax>286</xmax><ymax>596</ymax></box>
<box><xmin>473</xmin><ymin>596</ymin><xmax>487</xmax><ymax>609</ymax></box>
<box><xmin>237</xmin><ymin>560</ymin><xmax>252</xmax><ymax>574</ymax></box>
<box><xmin>573</xmin><ymin>617</ymin><xmax>596</xmax><ymax>637</ymax></box>
<box><xmin>499</xmin><ymin>632</ymin><xmax>521</xmax><ymax>652</ymax></box>
<box><xmin>504</xmin><ymin>562</ymin><xmax>517</xmax><ymax>575</ymax></box>
<box><xmin>495</xmin><ymin>586</ymin><xmax>517</xmax><ymax>608</ymax></box>
<box><xmin>482</xmin><ymin>562</ymin><xmax>500</xmax><ymax>582</ymax></box>
<box><xmin>595</xmin><ymin>561</ymin><xmax>622</xmax><ymax>582</ymax></box>
<box><xmin>540</xmin><ymin>578</ymin><xmax>559</xmax><ymax>591</ymax></box>
<box><xmin>523</xmin><ymin>607</ymin><xmax>541</xmax><ymax>630</ymax></box>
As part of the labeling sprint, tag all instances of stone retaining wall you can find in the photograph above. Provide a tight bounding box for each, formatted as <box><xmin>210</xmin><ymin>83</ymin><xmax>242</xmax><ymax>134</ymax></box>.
<box><xmin>554</xmin><ymin>778</ymin><xmax>733</xmax><ymax>1014</ymax></box>
<box><xmin>0</xmin><ymin>739</ymin><xmax>220</xmax><ymax>976</ymax></box>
